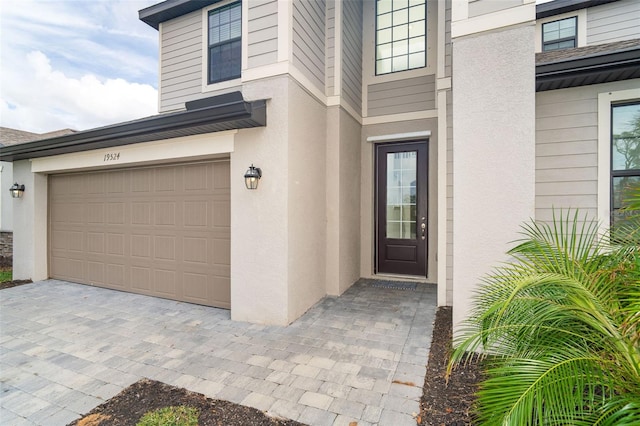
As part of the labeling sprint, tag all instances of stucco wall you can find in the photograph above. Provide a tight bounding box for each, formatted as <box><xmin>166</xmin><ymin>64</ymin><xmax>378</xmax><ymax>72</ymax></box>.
<box><xmin>1</xmin><ymin>161</ymin><xmax>13</xmax><ymax>231</ymax></box>
<box><xmin>452</xmin><ymin>24</ymin><xmax>536</xmax><ymax>337</ymax></box>
<box><xmin>232</xmin><ymin>75</ymin><xmax>291</xmax><ymax>325</ymax></box>
<box><xmin>287</xmin><ymin>78</ymin><xmax>328</xmax><ymax>320</ymax></box>
<box><xmin>12</xmin><ymin>160</ymin><xmax>48</xmax><ymax>281</ymax></box>
<box><xmin>326</xmin><ymin>106</ymin><xmax>361</xmax><ymax>296</ymax></box>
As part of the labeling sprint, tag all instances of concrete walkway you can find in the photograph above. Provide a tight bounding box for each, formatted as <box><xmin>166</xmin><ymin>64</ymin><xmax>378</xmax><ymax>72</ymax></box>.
<box><xmin>0</xmin><ymin>279</ymin><xmax>436</xmax><ymax>425</ymax></box>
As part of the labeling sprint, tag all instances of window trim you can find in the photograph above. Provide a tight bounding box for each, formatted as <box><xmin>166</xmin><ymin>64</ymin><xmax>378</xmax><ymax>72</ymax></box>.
<box><xmin>206</xmin><ymin>0</ymin><xmax>242</xmax><ymax>85</ymax></box>
<box><xmin>541</xmin><ymin>16</ymin><xmax>577</xmax><ymax>52</ymax></box>
<box><xmin>201</xmin><ymin>0</ymin><xmax>245</xmax><ymax>92</ymax></box>
<box><xmin>535</xmin><ymin>9</ymin><xmax>585</xmax><ymax>53</ymax></box>
<box><xmin>597</xmin><ymin>88</ymin><xmax>640</xmax><ymax>235</ymax></box>
<box><xmin>374</xmin><ymin>0</ymin><xmax>428</xmax><ymax>76</ymax></box>
<box><xmin>610</xmin><ymin>101</ymin><xmax>640</xmax><ymax>228</ymax></box>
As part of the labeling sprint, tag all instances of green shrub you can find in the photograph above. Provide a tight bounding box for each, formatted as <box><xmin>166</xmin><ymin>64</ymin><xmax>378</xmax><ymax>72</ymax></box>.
<box><xmin>449</xmin><ymin>210</ymin><xmax>640</xmax><ymax>425</ymax></box>
<box><xmin>137</xmin><ymin>406</ymin><xmax>199</xmax><ymax>426</ymax></box>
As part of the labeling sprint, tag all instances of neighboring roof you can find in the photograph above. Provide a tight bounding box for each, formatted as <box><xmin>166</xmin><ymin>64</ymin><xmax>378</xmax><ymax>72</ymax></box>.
<box><xmin>536</xmin><ymin>0</ymin><xmax>619</xmax><ymax>19</ymax></box>
<box><xmin>139</xmin><ymin>0</ymin><xmax>220</xmax><ymax>30</ymax></box>
<box><xmin>536</xmin><ymin>39</ymin><xmax>640</xmax><ymax>91</ymax></box>
<box><xmin>0</xmin><ymin>92</ymin><xmax>267</xmax><ymax>162</ymax></box>
<box><xmin>0</xmin><ymin>127</ymin><xmax>76</xmax><ymax>148</ymax></box>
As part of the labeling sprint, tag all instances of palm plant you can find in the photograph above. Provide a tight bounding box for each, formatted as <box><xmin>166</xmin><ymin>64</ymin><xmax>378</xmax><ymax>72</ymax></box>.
<box><xmin>448</xmin><ymin>205</ymin><xmax>640</xmax><ymax>425</ymax></box>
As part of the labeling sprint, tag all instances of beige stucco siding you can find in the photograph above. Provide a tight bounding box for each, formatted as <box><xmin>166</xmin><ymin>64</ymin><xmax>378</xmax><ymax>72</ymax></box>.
<box><xmin>452</xmin><ymin>24</ymin><xmax>536</xmax><ymax>337</ymax></box>
<box><xmin>587</xmin><ymin>0</ymin><xmax>640</xmax><ymax>45</ymax></box>
<box><xmin>287</xmin><ymin>78</ymin><xmax>328</xmax><ymax>320</ymax></box>
<box><xmin>326</xmin><ymin>106</ymin><xmax>361</xmax><ymax>296</ymax></box>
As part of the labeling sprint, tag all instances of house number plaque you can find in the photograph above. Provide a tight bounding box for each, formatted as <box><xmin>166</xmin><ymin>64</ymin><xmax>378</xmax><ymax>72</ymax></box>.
<box><xmin>103</xmin><ymin>153</ymin><xmax>121</xmax><ymax>162</ymax></box>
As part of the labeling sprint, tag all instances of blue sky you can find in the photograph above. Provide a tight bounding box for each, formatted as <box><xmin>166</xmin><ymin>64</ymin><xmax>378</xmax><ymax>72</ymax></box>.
<box><xmin>1</xmin><ymin>0</ymin><xmax>160</xmax><ymax>133</ymax></box>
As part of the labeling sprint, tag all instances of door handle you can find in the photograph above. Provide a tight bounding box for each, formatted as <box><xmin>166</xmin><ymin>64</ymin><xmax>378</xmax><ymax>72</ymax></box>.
<box><xmin>420</xmin><ymin>217</ymin><xmax>426</xmax><ymax>240</ymax></box>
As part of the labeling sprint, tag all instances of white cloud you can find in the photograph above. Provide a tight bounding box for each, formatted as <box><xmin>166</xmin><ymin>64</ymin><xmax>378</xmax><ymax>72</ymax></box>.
<box><xmin>0</xmin><ymin>0</ymin><xmax>159</xmax><ymax>133</ymax></box>
<box><xmin>1</xmin><ymin>50</ymin><xmax>157</xmax><ymax>133</ymax></box>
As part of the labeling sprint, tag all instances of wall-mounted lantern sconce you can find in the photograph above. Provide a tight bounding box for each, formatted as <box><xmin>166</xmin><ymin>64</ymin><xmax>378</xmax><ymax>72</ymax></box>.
<box><xmin>9</xmin><ymin>183</ymin><xmax>25</xmax><ymax>198</ymax></box>
<box><xmin>244</xmin><ymin>164</ymin><xmax>262</xmax><ymax>190</ymax></box>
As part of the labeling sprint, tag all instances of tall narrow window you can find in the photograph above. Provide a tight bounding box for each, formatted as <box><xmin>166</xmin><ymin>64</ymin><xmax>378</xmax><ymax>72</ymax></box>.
<box><xmin>611</xmin><ymin>102</ymin><xmax>640</xmax><ymax>231</ymax></box>
<box><xmin>208</xmin><ymin>2</ymin><xmax>241</xmax><ymax>84</ymax></box>
<box><xmin>542</xmin><ymin>16</ymin><xmax>577</xmax><ymax>51</ymax></box>
<box><xmin>376</xmin><ymin>0</ymin><xmax>426</xmax><ymax>75</ymax></box>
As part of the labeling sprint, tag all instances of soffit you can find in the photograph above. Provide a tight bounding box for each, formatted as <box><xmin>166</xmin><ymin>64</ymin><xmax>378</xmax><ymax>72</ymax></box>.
<box><xmin>139</xmin><ymin>0</ymin><xmax>221</xmax><ymax>30</ymax></box>
<box><xmin>0</xmin><ymin>93</ymin><xmax>266</xmax><ymax>162</ymax></box>
<box><xmin>535</xmin><ymin>39</ymin><xmax>640</xmax><ymax>91</ymax></box>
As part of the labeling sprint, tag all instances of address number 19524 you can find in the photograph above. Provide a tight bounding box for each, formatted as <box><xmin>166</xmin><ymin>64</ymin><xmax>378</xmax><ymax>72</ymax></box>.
<box><xmin>103</xmin><ymin>153</ymin><xmax>120</xmax><ymax>162</ymax></box>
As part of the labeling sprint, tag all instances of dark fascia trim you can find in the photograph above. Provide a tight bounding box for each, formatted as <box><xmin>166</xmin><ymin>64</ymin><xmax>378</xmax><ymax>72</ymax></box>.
<box><xmin>536</xmin><ymin>46</ymin><xmax>640</xmax><ymax>91</ymax></box>
<box><xmin>0</xmin><ymin>95</ymin><xmax>266</xmax><ymax>162</ymax></box>
<box><xmin>139</xmin><ymin>0</ymin><xmax>221</xmax><ymax>30</ymax></box>
<box><xmin>536</xmin><ymin>0</ymin><xmax>618</xmax><ymax>19</ymax></box>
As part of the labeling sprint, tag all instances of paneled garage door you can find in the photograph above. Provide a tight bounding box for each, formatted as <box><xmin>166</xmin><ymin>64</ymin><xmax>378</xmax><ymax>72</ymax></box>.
<box><xmin>49</xmin><ymin>161</ymin><xmax>231</xmax><ymax>308</ymax></box>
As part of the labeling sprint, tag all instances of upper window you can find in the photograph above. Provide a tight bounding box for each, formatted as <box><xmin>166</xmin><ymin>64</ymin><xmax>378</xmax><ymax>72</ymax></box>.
<box><xmin>375</xmin><ymin>0</ymin><xmax>426</xmax><ymax>75</ymax></box>
<box><xmin>542</xmin><ymin>17</ymin><xmax>577</xmax><ymax>52</ymax></box>
<box><xmin>208</xmin><ymin>2</ymin><xmax>241</xmax><ymax>84</ymax></box>
<box><xmin>611</xmin><ymin>102</ymin><xmax>640</xmax><ymax>230</ymax></box>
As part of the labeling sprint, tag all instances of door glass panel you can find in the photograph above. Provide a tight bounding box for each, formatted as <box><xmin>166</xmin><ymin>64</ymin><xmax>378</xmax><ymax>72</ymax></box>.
<box><xmin>386</xmin><ymin>151</ymin><xmax>417</xmax><ymax>239</ymax></box>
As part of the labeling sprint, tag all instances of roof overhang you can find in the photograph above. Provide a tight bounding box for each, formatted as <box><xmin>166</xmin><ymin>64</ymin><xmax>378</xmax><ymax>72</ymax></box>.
<box><xmin>536</xmin><ymin>44</ymin><xmax>640</xmax><ymax>92</ymax></box>
<box><xmin>139</xmin><ymin>0</ymin><xmax>221</xmax><ymax>30</ymax></box>
<box><xmin>0</xmin><ymin>92</ymin><xmax>266</xmax><ymax>162</ymax></box>
<box><xmin>536</xmin><ymin>0</ymin><xmax>618</xmax><ymax>19</ymax></box>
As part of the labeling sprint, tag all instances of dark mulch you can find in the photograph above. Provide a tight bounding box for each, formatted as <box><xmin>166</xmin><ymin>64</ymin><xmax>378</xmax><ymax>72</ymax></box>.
<box><xmin>0</xmin><ymin>256</ymin><xmax>11</xmax><ymax>269</ymax></box>
<box><xmin>0</xmin><ymin>279</ymin><xmax>32</xmax><ymax>290</ymax></box>
<box><xmin>419</xmin><ymin>306</ymin><xmax>483</xmax><ymax>426</ymax></box>
<box><xmin>67</xmin><ymin>379</ymin><xmax>303</xmax><ymax>426</ymax></box>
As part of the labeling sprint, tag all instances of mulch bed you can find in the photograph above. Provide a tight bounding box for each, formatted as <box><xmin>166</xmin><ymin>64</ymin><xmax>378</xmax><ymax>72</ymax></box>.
<box><xmin>0</xmin><ymin>279</ymin><xmax>32</xmax><ymax>290</ymax></box>
<box><xmin>0</xmin><ymin>256</ymin><xmax>31</xmax><ymax>290</ymax></box>
<box><xmin>419</xmin><ymin>306</ymin><xmax>482</xmax><ymax>425</ymax></box>
<box><xmin>67</xmin><ymin>379</ymin><xmax>302</xmax><ymax>426</ymax></box>
<box><xmin>2</xmin><ymin>274</ymin><xmax>481</xmax><ymax>425</ymax></box>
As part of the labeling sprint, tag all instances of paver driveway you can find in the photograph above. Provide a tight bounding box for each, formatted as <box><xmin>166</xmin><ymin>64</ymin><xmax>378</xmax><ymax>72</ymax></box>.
<box><xmin>1</xmin><ymin>279</ymin><xmax>436</xmax><ymax>425</ymax></box>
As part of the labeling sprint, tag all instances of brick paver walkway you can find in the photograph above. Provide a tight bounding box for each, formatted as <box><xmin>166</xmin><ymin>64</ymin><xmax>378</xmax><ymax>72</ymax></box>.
<box><xmin>0</xmin><ymin>279</ymin><xmax>436</xmax><ymax>425</ymax></box>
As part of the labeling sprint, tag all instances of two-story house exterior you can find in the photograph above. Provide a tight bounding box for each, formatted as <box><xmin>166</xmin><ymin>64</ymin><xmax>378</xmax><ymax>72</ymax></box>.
<box><xmin>1</xmin><ymin>0</ymin><xmax>638</xmax><ymax>332</ymax></box>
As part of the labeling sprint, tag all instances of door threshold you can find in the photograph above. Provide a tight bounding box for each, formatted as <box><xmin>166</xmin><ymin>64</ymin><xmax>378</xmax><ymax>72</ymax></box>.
<box><xmin>373</xmin><ymin>273</ymin><xmax>432</xmax><ymax>283</ymax></box>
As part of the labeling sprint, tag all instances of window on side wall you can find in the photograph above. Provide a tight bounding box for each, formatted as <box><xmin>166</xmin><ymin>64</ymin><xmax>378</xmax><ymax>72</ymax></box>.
<box><xmin>611</xmin><ymin>101</ymin><xmax>640</xmax><ymax>233</ymax></box>
<box><xmin>208</xmin><ymin>1</ymin><xmax>241</xmax><ymax>84</ymax></box>
<box><xmin>542</xmin><ymin>16</ymin><xmax>577</xmax><ymax>52</ymax></box>
<box><xmin>375</xmin><ymin>0</ymin><xmax>426</xmax><ymax>75</ymax></box>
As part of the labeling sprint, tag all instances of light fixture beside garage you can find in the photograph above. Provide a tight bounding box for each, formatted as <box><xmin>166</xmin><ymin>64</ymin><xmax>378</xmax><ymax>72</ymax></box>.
<box><xmin>244</xmin><ymin>164</ymin><xmax>262</xmax><ymax>190</ymax></box>
<box><xmin>9</xmin><ymin>183</ymin><xmax>25</xmax><ymax>198</ymax></box>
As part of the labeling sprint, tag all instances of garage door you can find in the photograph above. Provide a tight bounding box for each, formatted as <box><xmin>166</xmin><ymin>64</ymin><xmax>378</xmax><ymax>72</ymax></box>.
<box><xmin>49</xmin><ymin>161</ymin><xmax>230</xmax><ymax>308</ymax></box>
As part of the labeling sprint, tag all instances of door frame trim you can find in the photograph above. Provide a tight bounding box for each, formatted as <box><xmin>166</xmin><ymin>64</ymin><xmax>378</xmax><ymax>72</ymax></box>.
<box><xmin>374</xmin><ymin>139</ymin><xmax>429</xmax><ymax>277</ymax></box>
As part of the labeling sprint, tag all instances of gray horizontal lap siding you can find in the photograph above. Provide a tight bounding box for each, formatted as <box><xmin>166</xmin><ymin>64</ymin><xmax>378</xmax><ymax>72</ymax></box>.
<box><xmin>248</xmin><ymin>0</ymin><xmax>278</xmax><ymax>68</ymax></box>
<box><xmin>535</xmin><ymin>86</ymin><xmax>599</xmax><ymax>223</ymax></box>
<box><xmin>342</xmin><ymin>0</ymin><xmax>363</xmax><ymax>114</ymax></box>
<box><xmin>445</xmin><ymin>0</ymin><xmax>452</xmax><ymax>78</ymax></box>
<box><xmin>326</xmin><ymin>0</ymin><xmax>335</xmax><ymax>95</ymax></box>
<box><xmin>468</xmin><ymin>0</ymin><xmax>522</xmax><ymax>18</ymax></box>
<box><xmin>367</xmin><ymin>75</ymin><xmax>436</xmax><ymax>117</ymax></box>
<box><xmin>160</xmin><ymin>10</ymin><xmax>202</xmax><ymax>112</ymax></box>
<box><xmin>293</xmin><ymin>0</ymin><xmax>326</xmax><ymax>93</ymax></box>
<box><xmin>587</xmin><ymin>0</ymin><xmax>640</xmax><ymax>45</ymax></box>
